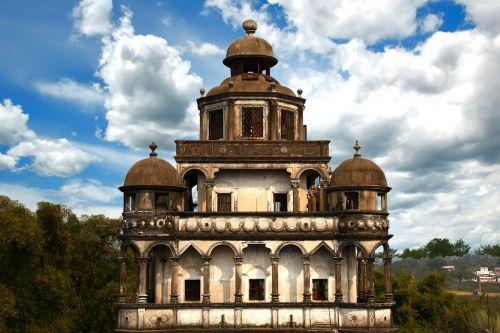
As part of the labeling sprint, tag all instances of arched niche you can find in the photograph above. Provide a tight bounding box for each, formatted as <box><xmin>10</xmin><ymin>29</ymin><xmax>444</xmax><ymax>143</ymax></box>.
<box><xmin>242</xmin><ymin>244</ymin><xmax>271</xmax><ymax>302</ymax></box>
<box><xmin>277</xmin><ymin>244</ymin><xmax>303</xmax><ymax>302</ymax></box>
<box><xmin>210</xmin><ymin>244</ymin><xmax>236</xmax><ymax>303</ymax></box>
<box><xmin>147</xmin><ymin>244</ymin><xmax>173</xmax><ymax>304</ymax></box>
<box><xmin>310</xmin><ymin>245</ymin><xmax>335</xmax><ymax>302</ymax></box>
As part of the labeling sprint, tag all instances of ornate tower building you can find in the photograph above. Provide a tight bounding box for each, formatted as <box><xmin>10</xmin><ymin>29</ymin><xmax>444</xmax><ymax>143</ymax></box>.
<box><xmin>116</xmin><ymin>20</ymin><xmax>396</xmax><ymax>332</ymax></box>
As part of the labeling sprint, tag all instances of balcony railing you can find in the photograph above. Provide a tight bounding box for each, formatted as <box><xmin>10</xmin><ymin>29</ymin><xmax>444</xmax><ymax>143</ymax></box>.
<box><xmin>175</xmin><ymin>140</ymin><xmax>330</xmax><ymax>163</ymax></box>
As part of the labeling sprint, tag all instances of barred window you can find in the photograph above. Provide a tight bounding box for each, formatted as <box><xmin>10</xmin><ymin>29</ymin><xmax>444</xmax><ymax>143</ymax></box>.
<box><xmin>249</xmin><ymin>279</ymin><xmax>265</xmax><ymax>301</ymax></box>
<box><xmin>184</xmin><ymin>280</ymin><xmax>200</xmax><ymax>301</ymax></box>
<box><xmin>242</xmin><ymin>107</ymin><xmax>263</xmax><ymax>138</ymax></box>
<box><xmin>217</xmin><ymin>193</ymin><xmax>232</xmax><ymax>212</ymax></box>
<box><xmin>312</xmin><ymin>279</ymin><xmax>328</xmax><ymax>301</ymax></box>
<box><xmin>208</xmin><ymin>109</ymin><xmax>223</xmax><ymax>140</ymax></box>
<box><xmin>281</xmin><ymin>109</ymin><xmax>294</xmax><ymax>140</ymax></box>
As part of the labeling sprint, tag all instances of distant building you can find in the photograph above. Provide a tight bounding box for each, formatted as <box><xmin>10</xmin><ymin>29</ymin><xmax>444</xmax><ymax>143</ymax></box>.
<box><xmin>475</xmin><ymin>267</ymin><xmax>496</xmax><ymax>282</ymax></box>
<box><xmin>441</xmin><ymin>265</ymin><xmax>455</xmax><ymax>272</ymax></box>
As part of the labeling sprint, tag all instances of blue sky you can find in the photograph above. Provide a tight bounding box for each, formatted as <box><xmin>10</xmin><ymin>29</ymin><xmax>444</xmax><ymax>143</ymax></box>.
<box><xmin>0</xmin><ymin>0</ymin><xmax>499</xmax><ymax>250</ymax></box>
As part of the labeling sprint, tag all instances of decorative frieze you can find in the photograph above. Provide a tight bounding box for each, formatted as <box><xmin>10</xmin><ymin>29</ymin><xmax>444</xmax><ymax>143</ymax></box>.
<box><xmin>338</xmin><ymin>214</ymin><xmax>389</xmax><ymax>233</ymax></box>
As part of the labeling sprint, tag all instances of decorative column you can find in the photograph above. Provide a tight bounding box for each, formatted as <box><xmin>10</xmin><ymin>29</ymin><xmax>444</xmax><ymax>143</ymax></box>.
<box><xmin>357</xmin><ymin>258</ymin><xmax>366</xmax><ymax>303</ymax></box>
<box><xmin>365</xmin><ymin>257</ymin><xmax>375</xmax><ymax>303</ymax></box>
<box><xmin>234</xmin><ymin>256</ymin><xmax>243</xmax><ymax>303</ymax></box>
<box><xmin>384</xmin><ymin>256</ymin><xmax>393</xmax><ymax>302</ymax></box>
<box><xmin>118</xmin><ymin>256</ymin><xmax>127</xmax><ymax>302</ymax></box>
<box><xmin>271</xmin><ymin>256</ymin><xmax>280</xmax><ymax>303</ymax></box>
<box><xmin>291</xmin><ymin>179</ymin><xmax>300</xmax><ymax>212</ymax></box>
<box><xmin>334</xmin><ymin>257</ymin><xmax>343</xmax><ymax>302</ymax></box>
<box><xmin>227</xmin><ymin>99</ymin><xmax>235</xmax><ymax>140</ymax></box>
<box><xmin>269</xmin><ymin>100</ymin><xmax>278</xmax><ymax>140</ymax></box>
<box><xmin>202</xmin><ymin>256</ymin><xmax>211</xmax><ymax>303</ymax></box>
<box><xmin>170</xmin><ymin>257</ymin><xmax>180</xmax><ymax>303</ymax></box>
<box><xmin>205</xmin><ymin>181</ymin><xmax>214</xmax><ymax>212</ymax></box>
<box><xmin>298</xmin><ymin>105</ymin><xmax>305</xmax><ymax>140</ymax></box>
<box><xmin>318</xmin><ymin>179</ymin><xmax>328</xmax><ymax>212</ymax></box>
<box><xmin>303</xmin><ymin>256</ymin><xmax>311</xmax><ymax>302</ymax></box>
<box><xmin>136</xmin><ymin>257</ymin><xmax>149</xmax><ymax>303</ymax></box>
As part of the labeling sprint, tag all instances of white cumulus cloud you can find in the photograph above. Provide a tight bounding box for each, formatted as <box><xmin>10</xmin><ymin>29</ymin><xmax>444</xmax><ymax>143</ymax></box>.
<box><xmin>73</xmin><ymin>0</ymin><xmax>113</xmax><ymax>37</ymax></box>
<box><xmin>35</xmin><ymin>77</ymin><xmax>105</xmax><ymax>108</ymax></box>
<box><xmin>96</xmin><ymin>6</ymin><xmax>202</xmax><ymax>149</ymax></box>
<box><xmin>0</xmin><ymin>99</ymin><xmax>35</xmax><ymax>144</ymax></box>
<box><xmin>186</xmin><ymin>40</ymin><xmax>225</xmax><ymax>56</ymax></box>
<box><xmin>420</xmin><ymin>13</ymin><xmax>443</xmax><ymax>33</ymax></box>
<box><xmin>0</xmin><ymin>99</ymin><xmax>99</xmax><ymax>177</ymax></box>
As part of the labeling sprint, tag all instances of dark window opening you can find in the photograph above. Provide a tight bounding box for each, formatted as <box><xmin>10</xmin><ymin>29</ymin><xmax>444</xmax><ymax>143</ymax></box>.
<box><xmin>155</xmin><ymin>192</ymin><xmax>169</xmax><ymax>210</ymax></box>
<box><xmin>345</xmin><ymin>192</ymin><xmax>359</xmax><ymax>210</ymax></box>
<box><xmin>281</xmin><ymin>109</ymin><xmax>295</xmax><ymax>140</ymax></box>
<box><xmin>126</xmin><ymin>193</ymin><xmax>136</xmax><ymax>211</ymax></box>
<box><xmin>249</xmin><ymin>279</ymin><xmax>265</xmax><ymax>301</ymax></box>
<box><xmin>217</xmin><ymin>193</ymin><xmax>232</xmax><ymax>212</ymax></box>
<box><xmin>208</xmin><ymin>109</ymin><xmax>223</xmax><ymax>140</ymax></box>
<box><xmin>242</xmin><ymin>107</ymin><xmax>263</xmax><ymax>138</ymax></box>
<box><xmin>273</xmin><ymin>193</ymin><xmax>288</xmax><ymax>212</ymax></box>
<box><xmin>312</xmin><ymin>279</ymin><xmax>328</xmax><ymax>301</ymax></box>
<box><xmin>184</xmin><ymin>280</ymin><xmax>200</xmax><ymax>301</ymax></box>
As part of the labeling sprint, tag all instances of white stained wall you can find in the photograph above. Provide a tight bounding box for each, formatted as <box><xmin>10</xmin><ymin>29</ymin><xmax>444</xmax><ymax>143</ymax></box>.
<box><xmin>179</xmin><ymin>246</ymin><xmax>203</xmax><ymax>303</ymax></box>
<box><xmin>242</xmin><ymin>244</ymin><xmax>271</xmax><ymax>302</ymax></box>
<box><xmin>278</xmin><ymin>246</ymin><xmax>304</xmax><ymax>302</ymax></box>
<box><xmin>211</xmin><ymin>246</ymin><xmax>236</xmax><ymax>303</ymax></box>
<box><xmin>310</xmin><ymin>247</ymin><xmax>335</xmax><ymax>302</ymax></box>
<box><xmin>213</xmin><ymin>170</ymin><xmax>291</xmax><ymax>212</ymax></box>
<box><xmin>153</xmin><ymin>247</ymin><xmax>172</xmax><ymax>304</ymax></box>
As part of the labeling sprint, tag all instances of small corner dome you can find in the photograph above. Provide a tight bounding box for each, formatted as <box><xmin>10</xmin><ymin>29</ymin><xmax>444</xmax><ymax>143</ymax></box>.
<box><xmin>223</xmin><ymin>19</ymin><xmax>277</xmax><ymax>67</ymax></box>
<box><xmin>122</xmin><ymin>142</ymin><xmax>182</xmax><ymax>188</ymax></box>
<box><xmin>329</xmin><ymin>141</ymin><xmax>388</xmax><ymax>188</ymax></box>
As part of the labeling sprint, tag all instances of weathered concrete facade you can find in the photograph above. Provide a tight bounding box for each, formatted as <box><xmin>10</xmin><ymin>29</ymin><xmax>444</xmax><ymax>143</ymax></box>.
<box><xmin>117</xmin><ymin>19</ymin><xmax>396</xmax><ymax>332</ymax></box>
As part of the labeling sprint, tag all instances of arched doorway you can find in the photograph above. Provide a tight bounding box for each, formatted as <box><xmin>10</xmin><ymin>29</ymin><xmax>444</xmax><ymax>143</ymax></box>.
<box><xmin>298</xmin><ymin>169</ymin><xmax>322</xmax><ymax>212</ymax></box>
<box><xmin>182</xmin><ymin>169</ymin><xmax>207</xmax><ymax>211</ymax></box>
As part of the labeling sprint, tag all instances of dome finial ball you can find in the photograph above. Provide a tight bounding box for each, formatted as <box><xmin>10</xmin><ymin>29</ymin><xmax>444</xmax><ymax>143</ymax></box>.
<box><xmin>243</xmin><ymin>19</ymin><xmax>257</xmax><ymax>35</ymax></box>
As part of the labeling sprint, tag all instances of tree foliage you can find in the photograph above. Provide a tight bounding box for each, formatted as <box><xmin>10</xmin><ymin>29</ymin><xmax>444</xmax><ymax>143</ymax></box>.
<box><xmin>0</xmin><ymin>196</ymin><xmax>120</xmax><ymax>333</ymax></box>
<box><xmin>399</xmin><ymin>238</ymin><xmax>477</xmax><ymax>259</ymax></box>
<box><xmin>475</xmin><ymin>244</ymin><xmax>500</xmax><ymax>257</ymax></box>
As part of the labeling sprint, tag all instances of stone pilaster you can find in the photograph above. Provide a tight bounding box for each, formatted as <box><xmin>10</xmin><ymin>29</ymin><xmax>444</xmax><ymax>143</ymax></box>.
<box><xmin>205</xmin><ymin>181</ymin><xmax>214</xmax><ymax>212</ymax></box>
<box><xmin>335</xmin><ymin>257</ymin><xmax>343</xmax><ymax>302</ymax></box>
<box><xmin>136</xmin><ymin>257</ymin><xmax>149</xmax><ymax>303</ymax></box>
<box><xmin>303</xmin><ymin>256</ymin><xmax>311</xmax><ymax>302</ymax></box>
<box><xmin>384</xmin><ymin>256</ymin><xmax>394</xmax><ymax>302</ymax></box>
<box><xmin>271</xmin><ymin>256</ymin><xmax>280</xmax><ymax>303</ymax></box>
<box><xmin>357</xmin><ymin>258</ymin><xmax>366</xmax><ymax>303</ymax></box>
<box><xmin>291</xmin><ymin>179</ymin><xmax>300</xmax><ymax>212</ymax></box>
<box><xmin>170</xmin><ymin>257</ymin><xmax>180</xmax><ymax>303</ymax></box>
<box><xmin>233</xmin><ymin>256</ymin><xmax>243</xmax><ymax>304</ymax></box>
<box><xmin>202</xmin><ymin>256</ymin><xmax>211</xmax><ymax>303</ymax></box>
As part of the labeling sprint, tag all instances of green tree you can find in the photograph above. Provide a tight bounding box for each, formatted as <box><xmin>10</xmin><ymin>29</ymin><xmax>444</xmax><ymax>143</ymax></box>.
<box><xmin>425</xmin><ymin>238</ymin><xmax>455</xmax><ymax>258</ymax></box>
<box><xmin>453</xmin><ymin>239</ymin><xmax>471</xmax><ymax>256</ymax></box>
<box><xmin>399</xmin><ymin>247</ymin><xmax>427</xmax><ymax>259</ymax></box>
<box><xmin>475</xmin><ymin>244</ymin><xmax>500</xmax><ymax>257</ymax></box>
